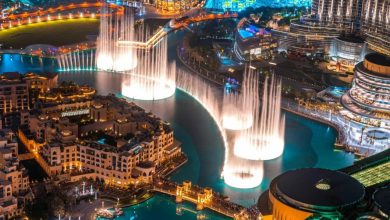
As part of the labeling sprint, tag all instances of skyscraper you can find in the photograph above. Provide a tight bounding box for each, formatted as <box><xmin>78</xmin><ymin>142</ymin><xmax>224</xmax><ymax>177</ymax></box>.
<box><xmin>361</xmin><ymin>0</ymin><xmax>390</xmax><ymax>55</ymax></box>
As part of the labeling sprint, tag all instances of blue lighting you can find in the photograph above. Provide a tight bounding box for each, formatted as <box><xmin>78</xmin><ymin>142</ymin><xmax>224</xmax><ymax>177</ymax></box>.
<box><xmin>205</xmin><ymin>0</ymin><xmax>311</xmax><ymax>12</ymax></box>
<box><xmin>98</xmin><ymin>138</ymin><xmax>106</xmax><ymax>144</ymax></box>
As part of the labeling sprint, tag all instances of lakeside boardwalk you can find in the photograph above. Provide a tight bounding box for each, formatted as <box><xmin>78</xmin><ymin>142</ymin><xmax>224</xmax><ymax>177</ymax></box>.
<box><xmin>152</xmin><ymin>178</ymin><xmax>261</xmax><ymax>220</ymax></box>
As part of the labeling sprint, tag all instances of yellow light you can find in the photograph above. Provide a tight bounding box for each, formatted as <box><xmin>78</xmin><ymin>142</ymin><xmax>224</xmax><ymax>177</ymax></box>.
<box><xmin>58</xmin><ymin>13</ymin><xmax>62</xmax><ymax>20</ymax></box>
<box><xmin>80</xmin><ymin>12</ymin><xmax>83</xmax><ymax>18</ymax></box>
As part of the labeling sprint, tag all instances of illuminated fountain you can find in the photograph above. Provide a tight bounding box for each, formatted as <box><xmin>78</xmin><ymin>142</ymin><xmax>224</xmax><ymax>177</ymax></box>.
<box><xmin>177</xmin><ymin>70</ymin><xmax>223</xmax><ymax>128</ymax></box>
<box><xmin>57</xmin><ymin>50</ymin><xmax>96</xmax><ymax>71</ymax></box>
<box><xmin>222</xmin><ymin>68</ymin><xmax>259</xmax><ymax>130</ymax></box>
<box><xmin>234</xmin><ymin>76</ymin><xmax>285</xmax><ymax>161</ymax></box>
<box><xmin>177</xmin><ymin>70</ymin><xmax>269</xmax><ymax>188</ymax></box>
<box><xmin>223</xmin><ymin>156</ymin><xmax>263</xmax><ymax>189</ymax></box>
<box><xmin>96</xmin><ymin>6</ymin><xmax>137</xmax><ymax>72</ymax></box>
<box><xmin>121</xmin><ymin>37</ymin><xmax>176</xmax><ymax>100</ymax></box>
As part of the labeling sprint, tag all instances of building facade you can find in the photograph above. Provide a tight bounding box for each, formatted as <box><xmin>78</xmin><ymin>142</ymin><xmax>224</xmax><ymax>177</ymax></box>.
<box><xmin>0</xmin><ymin>72</ymin><xmax>57</xmax><ymax>129</ymax></box>
<box><xmin>361</xmin><ymin>0</ymin><xmax>390</xmax><ymax>56</ymax></box>
<box><xmin>234</xmin><ymin>18</ymin><xmax>277</xmax><ymax>61</ymax></box>
<box><xmin>0</xmin><ymin>129</ymin><xmax>31</xmax><ymax>219</ymax></box>
<box><xmin>19</xmin><ymin>94</ymin><xmax>181</xmax><ymax>188</ymax></box>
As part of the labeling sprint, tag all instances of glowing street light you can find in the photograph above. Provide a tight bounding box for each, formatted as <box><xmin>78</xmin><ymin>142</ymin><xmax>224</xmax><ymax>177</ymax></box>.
<box><xmin>69</xmin><ymin>13</ymin><xmax>73</xmax><ymax>19</ymax></box>
<box><xmin>91</xmin><ymin>13</ymin><xmax>96</xmax><ymax>18</ymax></box>
<box><xmin>58</xmin><ymin>13</ymin><xmax>62</xmax><ymax>19</ymax></box>
<box><xmin>37</xmin><ymin>16</ymin><xmax>41</xmax><ymax>22</ymax></box>
<box><xmin>47</xmin><ymin>15</ymin><xmax>51</xmax><ymax>21</ymax></box>
<box><xmin>8</xmin><ymin>21</ymin><xmax>12</xmax><ymax>28</ymax></box>
<box><xmin>28</xmin><ymin>17</ymin><xmax>31</xmax><ymax>24</ymax></box>
<box><xmin>79</xmin><ymin>12</ymin><xmax>83</xmax><ymax>18</ymax></box>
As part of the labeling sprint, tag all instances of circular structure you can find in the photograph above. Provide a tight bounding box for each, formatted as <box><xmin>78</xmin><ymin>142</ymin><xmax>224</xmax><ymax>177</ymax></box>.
<box><xmin>330</xmin><ymin>36</ymin><xmax>367</xmax><ymax>71</ymax></box>
<box><xmin>373</xmin><ymin>187</ymin><xmax>390</xmax><ymax>218</ymax></box>
<box><xmin>268</xmin><ymin>168</ymin><xmax>365</xmax><ymax>219</ymax></box>
<box><xmin>341</xmin><ymin>54</ymin><xmax>390</xmax><ymax>121</ymax></box>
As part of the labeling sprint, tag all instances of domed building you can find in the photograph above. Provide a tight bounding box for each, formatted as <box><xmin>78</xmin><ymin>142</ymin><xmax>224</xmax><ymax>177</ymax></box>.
<box><xmin>266</xmin><ymin>168</ymin><xmax>365</xmax><ymax>220</ymax></box>
<box><xmin>372</xmin><ymin>187</ymin><xmax>390</xmax><ymax>219</ymax></box>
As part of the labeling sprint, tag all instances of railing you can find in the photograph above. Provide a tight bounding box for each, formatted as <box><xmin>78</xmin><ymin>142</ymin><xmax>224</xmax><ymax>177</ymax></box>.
<box><xmin>152</xmin><ymin>179</ymin><xmax>260</xmax><ymax>219</ymax></box>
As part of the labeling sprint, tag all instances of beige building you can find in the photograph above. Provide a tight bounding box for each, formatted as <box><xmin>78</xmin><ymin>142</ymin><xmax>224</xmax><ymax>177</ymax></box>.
<box><xmin>19</xmin><ymin>95</ymin><xmax>181</xmax><ymax>188</ymax></box>
<box><xmin>0</xmin><ymin>72</ymin><xmax>58</xmax><ymax>129</ymax></box>
<box><xmin>0</xmin><ymin>129</ymin><xmax>31</xmax><ymax>219</ymax></box>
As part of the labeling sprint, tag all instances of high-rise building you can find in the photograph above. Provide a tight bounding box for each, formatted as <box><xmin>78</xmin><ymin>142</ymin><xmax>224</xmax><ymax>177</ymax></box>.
<box><xmin>361</xmin><ymin>0</ymin><xmax>390</xmax><ymax>56</ymax></box>
<box><xmin>312</xmin><ymin>0</ymin><xmax>362</xmax><ymax>30</ymax></box>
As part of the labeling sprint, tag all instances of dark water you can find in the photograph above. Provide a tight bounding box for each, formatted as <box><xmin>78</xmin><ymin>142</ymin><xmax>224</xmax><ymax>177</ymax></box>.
<box><xmin>0</xmin><ymin>42</ymin><xmax>354</xmax><ymax>219</ymax></box>
<box><xmin>54</xmin><ymin>71</ymin><xmax>354</xmax><ymax>208</ymax></box>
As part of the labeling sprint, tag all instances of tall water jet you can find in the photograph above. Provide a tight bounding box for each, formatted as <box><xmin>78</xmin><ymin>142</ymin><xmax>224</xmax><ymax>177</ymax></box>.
<box><xmin>177</xmin><ymin>70</ymin><xmax>266</xmax><ymax>188</ymax></box>
<box><xmin>223</xmin><ymin>157</ymin><xmax>263</xmax><ymax>189</ymax></box>
<box><xmin>121</xmin><ymin>37</ymin><xmax>176</xmax><ymax>100</ymax></box>
<box><xmin>57</xmin><ymin>50</ymin><xmax>96</xmax><ymax>71</ymax></box>
<box><xmin>233</xmin><ymin>76</ymin><xmax>285</xmax><ymax>161</ymax></box>
<box><xmin>222</xmin><ymin>67</ymin><xmax>259</xmax><ymax>130</ymax></box>
<box><xmin>96</xmin><ymin>6</ymin><xmax>137</xmax><ymax>72</ymax></box>
<box><xmin>176</xmin><ymin>70</ymin><xmax>223</xmax><ymax>132</ymax></box>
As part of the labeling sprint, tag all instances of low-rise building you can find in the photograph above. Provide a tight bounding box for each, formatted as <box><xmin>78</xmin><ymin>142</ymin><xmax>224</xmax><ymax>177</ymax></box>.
<box><xmin>0</xmin><ymin>72</ymin><xmax>57</xmax><ymax>129</ymax></box>
<box><xmin>234</xmin><ymin>18</ymin><xmax>277</xmax><ymax>61</ymax></box>
<box><xmin>19</xmin><ymin>94</ymin><xmax>181</xmax><ymax>188</ymax></box>
<box><xmin>0</xmin><ymin>129</ymin><xmax>31</xmax><ymax>219</ymax></box>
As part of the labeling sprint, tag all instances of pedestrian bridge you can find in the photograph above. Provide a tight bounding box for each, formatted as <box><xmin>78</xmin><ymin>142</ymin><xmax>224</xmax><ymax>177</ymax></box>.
<box><xmin>152</xmin><ymin>179</ymin><xmax>261</xmax><ymax>220</ymax></box>
<box><xmin>117</xmin><ymin>12</ymin><xmax>238</xmax><ymax>49</ymax></box>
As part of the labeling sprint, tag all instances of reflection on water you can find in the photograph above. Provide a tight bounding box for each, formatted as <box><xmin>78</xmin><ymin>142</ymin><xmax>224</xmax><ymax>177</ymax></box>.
<box><xmin>97</xmin><ymin>194</ymin><xmax>229</xmax><ymax>220</ymax></box>
<box><xmin>57</xmin><ymin>71</ymin><xmax>355</xmax><ymax>207</ymax></box>
<box><xmin>0</xmin><ymin>54</ymin><xmax>56</xmax><ymax>73</ymax></box>
<box><xmin>0</xmin><ymin>54</ymin><xmax>355</xmax><ymax>210</ymax></box>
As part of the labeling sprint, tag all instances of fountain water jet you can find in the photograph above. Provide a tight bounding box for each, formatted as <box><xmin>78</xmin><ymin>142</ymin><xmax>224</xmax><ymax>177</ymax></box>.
<box><xmin>57</xmin><ymin>50</ymin><xmax>96</xmax><ymax>71</ymax></box>
<box><xmin>223</xmin><ymin>157</ymin><xmax>263</xmax><ymax>189</ymax></box>
<box><xmin>96</xmin><ymin>6</ymin><xmax>137</xmax><ymax>72</ymax></box>
<box><xmin>233</xmin><ymin>76</ymin><xmax>285</xmax><ymax>161</ymax></box>
<box><xmin>222</xmin><ymin>67</ymin><xmax>259</xmax><ymax>130</ymax></box>
<box><xmin>121</xmin><ymin>37</ymin><xmax>176</xmax><ymax>100</ymax></box>
<box><xmin>176</xmin><ymin>70</ymin><xmax>268</xmax><ymax>189</ymax></box>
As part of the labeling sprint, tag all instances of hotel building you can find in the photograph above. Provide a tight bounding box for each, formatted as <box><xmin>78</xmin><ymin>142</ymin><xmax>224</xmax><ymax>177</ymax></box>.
<box><xmin>19</xmin><ymin>92</ymin><xmax>181</xmax><ymax>187</ymax></box>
